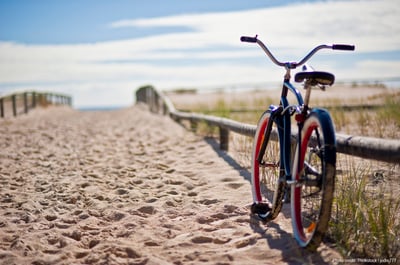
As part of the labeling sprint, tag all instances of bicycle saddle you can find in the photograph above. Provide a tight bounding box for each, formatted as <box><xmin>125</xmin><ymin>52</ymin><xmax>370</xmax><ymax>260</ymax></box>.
<box><xmin>295</xmin><ymin>71</ymin><xmax>335</xmax><ymax>86</ymax></box>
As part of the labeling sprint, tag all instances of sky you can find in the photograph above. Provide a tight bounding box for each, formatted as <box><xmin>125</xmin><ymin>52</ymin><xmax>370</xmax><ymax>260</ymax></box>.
<box><xmin>0</xmin><ymin>0</ymin><xmax>399</xmax><ymax>108</ymax></box>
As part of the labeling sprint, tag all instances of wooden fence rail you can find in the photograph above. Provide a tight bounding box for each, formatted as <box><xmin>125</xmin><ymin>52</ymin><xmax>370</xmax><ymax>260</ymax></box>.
<box><xmin>0</xmin><ymin>91</ymin><xmax>72</xmax><ymax>118</ymax></box>
<box><xmin>135</xmin><ymin>85</ymin><xmax>400</xmax><ymax>164</ymax></box>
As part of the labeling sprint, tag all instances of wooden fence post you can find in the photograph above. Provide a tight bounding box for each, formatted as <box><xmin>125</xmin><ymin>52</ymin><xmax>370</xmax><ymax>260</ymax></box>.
<box><xmin>219</xmin><ymin>126</ymin><xmax>229</xmax><ymax>151</ymax></box>
<box><xmin>163</xmin><ymin>102</ymin><xmax>168</xmax><ymax>115</ymax></box>
<box><xmin>190</xmin><ymin>119</ymin><xmax>198</xmax><ymax>132</ymax></box>
<box><xmin>154</xmin><ymin>92</ymin><xmax>159</xmax><ymax>113</ymax></box>
<box><xmin>32</xmin><ymin>92</ymin><xmax>36</xmax><ymax>108</ymax></box>
<box><xmin>24</xmin><ymin>92</ymin><xmax>28</xmax><ymax>114</ymax></box>
<box><xmin>146</xmin><ymin>87</ymin><xmax>152</xmax><ymax>108</ymax></box>
<box><xmin>0</xmin><ymin>98</ymin><xmax>4</xmax><ymax>118</ymax></box>
<box><xmin>12</xmin><ymin>94</ymin><xmax>17</xmax><ymax>117</ymax></box>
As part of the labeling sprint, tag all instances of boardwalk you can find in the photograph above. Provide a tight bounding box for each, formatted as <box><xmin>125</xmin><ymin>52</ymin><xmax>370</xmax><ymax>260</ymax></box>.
<box><xmin>0</xmin><ymin>105</ymin><xmax>342</xmax><ymax>265</ymax></box>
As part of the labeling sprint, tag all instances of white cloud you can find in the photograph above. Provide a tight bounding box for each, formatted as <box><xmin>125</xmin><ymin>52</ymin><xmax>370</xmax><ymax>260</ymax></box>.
<box><xmin>110</xmin><ymin>0</ymin><xmax>400</xmax><ymax>53</ymax></box>
<box><xmin>0</xmin><ymin>0</ymin><xmax>399</xmax><ymax>107</ymax></box>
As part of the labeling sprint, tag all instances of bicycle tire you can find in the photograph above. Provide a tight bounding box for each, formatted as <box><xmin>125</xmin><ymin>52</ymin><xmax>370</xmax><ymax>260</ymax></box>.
<box><xmin>251</xmin><ymin>110</ymin><xmax>286</xmax><ymax>221</ymax></box>
<box><xmin>291</xmin><ymin>109</ymin><xmax>336</xmax><ymax>250</ymax></box>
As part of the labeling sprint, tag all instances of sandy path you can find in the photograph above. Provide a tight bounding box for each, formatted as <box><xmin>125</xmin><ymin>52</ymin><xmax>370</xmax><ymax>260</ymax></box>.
<box><xmin>0</xmin><ymin>105</ymin><xmax>342</xmax><ymax>265</ymax></box>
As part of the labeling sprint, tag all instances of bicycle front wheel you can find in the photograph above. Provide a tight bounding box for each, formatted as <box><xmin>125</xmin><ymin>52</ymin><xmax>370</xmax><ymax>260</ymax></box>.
<box><xmin>291</xmin><ymin>110</ymin><xmax>336</xmax><ymax>250</ymax></box>
<box><xmin>251</xmin><ymin>110</ymin><xmax>285</xmax><ymax>221</ymax></box>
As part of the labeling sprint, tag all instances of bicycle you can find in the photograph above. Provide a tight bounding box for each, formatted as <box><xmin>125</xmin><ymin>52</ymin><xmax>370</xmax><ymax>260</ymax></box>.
<box><xmin>240</xmin><ymin>35</ymin><xmax>354</xmax><ymax>250</ymax></box>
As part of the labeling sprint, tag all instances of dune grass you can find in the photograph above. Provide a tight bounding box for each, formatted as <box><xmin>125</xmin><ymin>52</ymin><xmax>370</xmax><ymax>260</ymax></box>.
<box><xmin>174</xmin><ymin>88</ymin><xmax>400</xmax><ymax>259</ymax></box>
<box><xmin>332</xmin><ymin>156</ymin><xmax>400</xmax><ymax>258</ymax></box>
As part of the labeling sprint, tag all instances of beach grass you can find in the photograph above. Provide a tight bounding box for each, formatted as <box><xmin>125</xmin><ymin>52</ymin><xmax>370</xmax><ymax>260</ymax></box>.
<box><xmin>332</xmin><ymin>155</ymin><xmax>400</xmax><ymax>258</ymax></box>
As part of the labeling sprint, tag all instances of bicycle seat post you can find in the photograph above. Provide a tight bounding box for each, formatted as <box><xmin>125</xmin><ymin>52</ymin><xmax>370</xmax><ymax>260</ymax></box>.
<box><xmin>303</xmin><ymin>81</ymin><xmax>312</xmax><ymax>112</ymax></box>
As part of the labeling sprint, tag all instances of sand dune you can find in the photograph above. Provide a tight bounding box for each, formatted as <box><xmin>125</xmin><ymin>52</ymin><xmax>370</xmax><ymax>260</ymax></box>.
<box><xmin>0</xmin><ymin>104</ymin><xmax>342</xmax><ymax>264</ymax></box>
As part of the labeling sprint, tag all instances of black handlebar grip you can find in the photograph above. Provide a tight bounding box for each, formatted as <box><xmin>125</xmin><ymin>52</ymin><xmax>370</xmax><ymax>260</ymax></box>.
<box><xmin>332</xmin><ymin>44</ymin><xmax>355</xmax><ymax>51</ymax></box>
<box><xmin>240</xmin><ymin>36</ymin><xmax>257</xmax><ymax>43</ymax></box>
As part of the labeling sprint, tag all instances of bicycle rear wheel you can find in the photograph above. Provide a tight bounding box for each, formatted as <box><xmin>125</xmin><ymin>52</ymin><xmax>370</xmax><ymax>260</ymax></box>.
<box><xmin>291</xmin><ymin>110</ymin><xmax>336</xmax><ymax>250</ymax></box>
<box><xmin>251</xmin><ymin>110</ymin><xmax>285</xmax><ymax>221</ymax></box>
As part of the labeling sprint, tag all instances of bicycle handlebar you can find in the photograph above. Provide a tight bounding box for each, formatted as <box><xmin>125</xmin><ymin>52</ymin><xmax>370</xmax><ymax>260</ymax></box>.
<box><xmin>241</xmin><ymin>35</ymin><xmax>355</xmax><ymax>69</ymax></box>
<box><xmin>332</xmin><ymin>44</ymin><xmax>355</xmax><ymax>51</ymax></box>
<box><xmin>240</xmin><ymin>36</ymin><xmax>258</xmax><ymax>43</ymax></box>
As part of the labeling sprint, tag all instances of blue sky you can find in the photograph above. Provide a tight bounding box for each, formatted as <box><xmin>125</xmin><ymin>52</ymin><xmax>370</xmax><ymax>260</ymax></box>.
<box><xmin>0</xmin><ymin>0</ymin><xmax>399</xmax><ymax>107</ymax></box>
<box><xmin>0</xmin><ymin>0</ymin><xmax>291</xmax><ymax>44</ymax></box>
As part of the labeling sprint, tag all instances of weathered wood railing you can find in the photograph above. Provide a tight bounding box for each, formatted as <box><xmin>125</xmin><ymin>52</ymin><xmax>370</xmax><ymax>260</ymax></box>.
<box><xmin>0</xmin><ymin>91</ymin><xmax>72</xmax><ymax>118</ymax></box>
<box><xmin>135</xmin><ymin>85</ymin><xmax>400</xmax><ymax>164</ymax></box>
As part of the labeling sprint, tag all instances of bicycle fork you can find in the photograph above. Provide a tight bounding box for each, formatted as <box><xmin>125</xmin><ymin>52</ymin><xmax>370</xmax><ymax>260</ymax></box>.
<box><xmin>257</xmin><ymin>105</ymin><xmax>292</xmax><ymax>203</ymax></box>
<box><xmin>256</xmin><ymin>105</ymin><xmax>281</xmax><ymax>166</ymax></box>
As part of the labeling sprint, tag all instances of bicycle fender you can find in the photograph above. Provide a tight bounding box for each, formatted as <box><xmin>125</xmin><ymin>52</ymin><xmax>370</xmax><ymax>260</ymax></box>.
<box><xmin>308</xmin><ymin>108</ymin><xmax>336</xmax><ymax>165</ymax></box>
<box><xmin>258</xmin><ymin>105</ymin><xmax>280</xmax><ymax>120</ymax></box>
<box><xmin>268</xmin><ymin>104</ymin><xmax>281</xmax><ymax>114</ymax></box>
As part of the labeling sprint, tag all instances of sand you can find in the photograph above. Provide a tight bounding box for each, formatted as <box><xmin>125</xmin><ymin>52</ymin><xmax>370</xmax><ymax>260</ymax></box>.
<box><xmin>0</xmin><ymin>104</ymin><xmax>343</xmax><ymax>265</ymax></box>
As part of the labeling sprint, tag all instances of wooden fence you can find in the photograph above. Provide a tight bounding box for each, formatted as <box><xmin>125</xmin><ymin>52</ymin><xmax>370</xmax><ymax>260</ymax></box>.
<box><xmin>0</xmin><ymin>91</ymin><xmax>72</xmax><ymax>118</ymax></box>
<box><xmin>135</xmin><ymin>85</ymin><xmax>400</xmax><ymax>164</ymax></box>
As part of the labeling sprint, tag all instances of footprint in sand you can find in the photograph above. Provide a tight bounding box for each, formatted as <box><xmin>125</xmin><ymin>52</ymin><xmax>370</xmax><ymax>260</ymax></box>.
<box><xmin>75</xmin><ymin>251</ymin><xmax>90</xmax><ymax>259</ymax></box>
<box><xmin>225</xmin><ymin>182</ymin><xmax>245</xmax><ymax>189</ymax></box>
<box><xmin>197</xmin><ymin>198</ymin><xmax>220</xmax><ymax>205</ymax></box>
<box><xmin>88</xmin><ymin>239</ymin><xmax>100</xmax><ymax>249</ymax></box>
<box><xmin>136</xmin><ymin>205</ymin><xmax>157</xmax><ymax>216</ymax></box>
<box><xmin>44</xmin><ymin>214</ymin><xmax>58</xmax><ymax>221</ymax></box>
<box><xmin>62</xmin><ymin>230</ymin><xmax>82</xmax><ymax>241</ymax></box>
<box><xmin>191</xmin><ymin>235</ymin><xmax>213</xmax><ymax>244</ymax></box>
<box><xmin>190</xmin><ymin>233</ymin><xmax>232</xmax><ymax>245</ymax></box>
<box><xmin>105</xmin><ymin>210</ymin><xmax>126</xmax><ymax>222</ymax></box>
<box><xmin>187</xmin><ymin>191</ymin><xmax>197</xmax><ymax>197</ymax></box>
<box><xmin>144</xmin><ymin>240</ymin><xmax>160</xmax><ymax>247</ymax></box>
<box><xmin>164</xmin><ymin>179</ymin><xmax>184</xmax><ymax>185</ymax></box>
<box><xmin>234</xmin><ymin>236</ymin><xmax>257</xmax><ymax>248</ymax></box>
<box><xmin>115</xmin><ymin>188</ymin><xmax>129</xmax><ymax>195</ymax></box>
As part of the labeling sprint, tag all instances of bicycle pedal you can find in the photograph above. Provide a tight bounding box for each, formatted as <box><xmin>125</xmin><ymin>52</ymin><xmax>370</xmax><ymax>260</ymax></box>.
<box><xmin>251</xmin><ymin>202</ymin><xmax>272</xmax><ymax>221</ymax></box>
